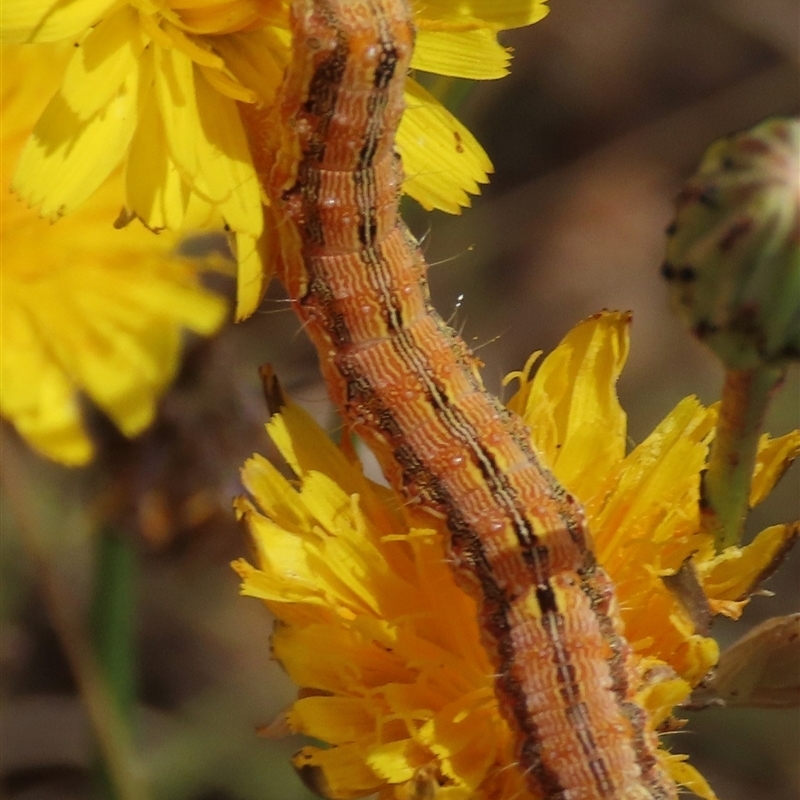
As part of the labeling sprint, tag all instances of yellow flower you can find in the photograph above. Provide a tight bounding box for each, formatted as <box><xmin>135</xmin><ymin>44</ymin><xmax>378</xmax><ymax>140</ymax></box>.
<box><xmin>234</xmin><ymin>311</ymin><xmax>799</xmax><ymax>800</ymax></box>
<box><xmin>1</xmin><ymin>45</ymin><xmax>228</xmax><ymax>465</ymax></box>
<box><xmin>503</xmin><ymin>312</ymin><xmax>800</xmax><ymax>688</ymax></box>
<box><xmin>2</xmin><ymin>0</ymin><xmax>548</xmax><ymax>318</ymax></box>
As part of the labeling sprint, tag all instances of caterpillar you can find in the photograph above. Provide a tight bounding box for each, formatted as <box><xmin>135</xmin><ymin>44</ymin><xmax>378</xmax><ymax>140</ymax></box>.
<box><xmin>254</xmin><ymin>1</ymin><xmax>679</xmax><ymax>798</ymax></box>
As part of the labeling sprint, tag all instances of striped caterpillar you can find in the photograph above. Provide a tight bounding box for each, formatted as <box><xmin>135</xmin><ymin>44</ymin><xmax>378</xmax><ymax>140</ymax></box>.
<box><xmin>256</xmin><ymin>1</ymin><xmax>679</xmax><ymax>798</ymax></box>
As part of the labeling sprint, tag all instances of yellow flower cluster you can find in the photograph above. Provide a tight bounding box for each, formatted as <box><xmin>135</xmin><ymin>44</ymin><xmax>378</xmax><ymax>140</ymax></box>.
<box><xmin>1</xmin><ymin>45</ymin><xmax>228</xmax><ymax>464</ymax></box>
<box><xmin>2</xmin><ymin>0</ymin><xmax>549</xmax><ymax>318</ymax></box>
<box><xmin>234</xmin><ymin>312</ymin><xmax>799</xmax><ymax>800</ymax></box>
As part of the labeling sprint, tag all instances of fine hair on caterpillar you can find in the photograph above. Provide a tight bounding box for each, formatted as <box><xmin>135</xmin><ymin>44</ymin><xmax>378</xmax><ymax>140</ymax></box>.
<box><xmin>251</xmin><ymin>1</ymin><xmax>682</xmax><ymax>798</ymax></box>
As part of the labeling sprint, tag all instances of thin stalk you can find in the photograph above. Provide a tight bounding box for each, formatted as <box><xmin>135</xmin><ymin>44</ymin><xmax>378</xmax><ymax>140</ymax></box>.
<box><xmin>90</xmin><ymin>526</ymin><xmax>138</xmax><ymax>799</ymax></box>
<box><xmin>0</xmin><ymin>432</ymin><xmax>149</xmax><ymax>800</ymax></box>
<box><xmin>702</xmin><ymin>364</ymin><xmax>785</xmax><ymax>552</ymax></box>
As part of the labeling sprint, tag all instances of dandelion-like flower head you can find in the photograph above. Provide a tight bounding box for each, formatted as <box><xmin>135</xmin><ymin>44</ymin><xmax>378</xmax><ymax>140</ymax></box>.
<box><xmin>235</xmin><ymin>312</ymin><xmax>799</xmax><ymax>800</ymax></box>
<box><xmin>3</xmin><ymin>0</ymin><xmax>549</xmax><ymax>317</ymax></box>
<box><xmin>1</xmin><ymin>45</ymin><xmax>228</xmax><ymax>464</ymax></box>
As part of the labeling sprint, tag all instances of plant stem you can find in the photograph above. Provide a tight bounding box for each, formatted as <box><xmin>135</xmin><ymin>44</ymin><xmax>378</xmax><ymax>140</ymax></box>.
<box><xmin>702</xmin><ymin>364</ymin><xmax>784</xmax><ymax>552</ymax></box>
<box><xmin>0</xmin><ymin>432</ymin><xmax>149</xmax><ymax>800</ymax></box>
<box><xmin>90</xmin><ymin>527</ymin><xmax>138</xmax><ymax>799</ymax></box>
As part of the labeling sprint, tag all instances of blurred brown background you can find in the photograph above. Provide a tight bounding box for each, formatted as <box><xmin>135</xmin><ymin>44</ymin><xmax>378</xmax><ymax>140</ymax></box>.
<box><xmin>1</xmin><ymin>1</ymin><xmax>798</xmax><ymax>798</ymax></box>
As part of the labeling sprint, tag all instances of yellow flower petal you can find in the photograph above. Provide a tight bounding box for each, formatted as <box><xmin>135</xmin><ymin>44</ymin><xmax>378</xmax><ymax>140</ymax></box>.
<box><xmin>593</xmin><ymin>395</ymin><xmax>714</xmax><ymax>569</ymax></box>
<box><xmin>232</xmin><ymin>545</ymin><xmax>322</xmax><ymax>606</ymax></box>
<box><xmin>240</xmin><ymin>451</ymin><xmax>312</xmax><ymax>530</ymax></box>
<box><xmin>173</xmin><ymin>0</ymin><xmax>279</xmax><ymax>36</ymax></box>
<box><xmin>398</xmin><ymin>79</ymin><xmax>492</xmax><ymax>214</ymax></box>
<box><xmin>192</xmin><ymin>70</ymin><xmax>261</xmax><ymax>233</ymax></box>
<box><xmin>699</xmin><ymin>522</ymin><xmax>800</xmax><ymax>605</ymax></box>
<box><xmin>158</xmin><ymin>18</ymin><xmax>228</xmax><ymax>70</ymax></box>
<box><xmin>415</xmin><ymin>0</ymin><xmax>549</xmax><ymax>30</ymax></box>
<box><xmin>212</xmin><ymin>28</ymin><xmax>289</xmax><ymax>105</ymax></box>
<box><xmin>60</xmin><ymin>6</ymin><xmax>146</xmax><ymax>120</ymax></box>
<box><xmin>636</xmin><ymin>674</ymin><xmax>691</xmax><ymax>730</ymax></box>
<box><xmin>289</xmin><ymin>696</ymin><xmax>377</xmax><ymax>744</ymax></box>
<box><xmin>367</xmin><ymin>740</ymin><xmax>424</xmax><ymax>785</ymax></box>
<box><xmin>504</xmin><ymin>312</ymin><xmax>721</xmax><ymax>693</ymax></box>
<box><xmin>750</xmin><ymin>429</ymin><xmax>800</xmax><ymax>506</ymax></box>
<box><xmin>663</xmin><ymin>755</ymin><xmax>720</xmax><ymax>800</ymax></box>
<box><xmin>18</xmin><ymin>254</ymin><xmax>217</xmax><ymax>436</ymax></box>
<box><xmin>125</xmin><ymin>89</ymin><xmax>218</xmax><ymax>232</ymax></box>
<box><xmin>154</xmin><ymin>46</ymin><xmax>204</xmax><ymax>188</ymax></box>
<box><xmin>266</xmin><ymin>399</ymin><xmax>363</xmax><ymax>489</ymax></box>
<box><xmin>412</xmin><ymin>29</ymin><xmax>511</xmax><ymax>80</ymax></box>
<box><xmin>197</xmin><ymin>62</ymin><xmax>256</xmax><ymax>103</ymax></box>
<box><xmin>420</xmin><ymin>697</ymin><xmax>499</xmax><ymax>791</ymax></box>
<box><xmin>293</xmin><ymin>743</ymin><xmax>383</xmax><ymax>800</ymax></box>
<box><xmin>154</xmin><ymin>47</ymin><xmax>261</xmax><ymax>236</ymax></box>
<box><xmin>273</xmin><ymin>622</ymin><xmax>412</xmax><ymax>696</ymax></box>
<box><xmin>0</xmin><ymin>301</ymin><xmax>94</xmax><ymax>465</ymax></box>
<box><xmin>233</xmin><ymin>210</ymin><xmax>277</xmax><ymax>321</ymax></box>
<box><xmin>13</xmin><ymin>55</ymin><xmax>145</xmax><ymax>219</ymax></box>
<box><xmin>1</xmin><ymin>0</ymin><xmax>111</xmax><ymax>43</ymax></box>
<box><xmin>508</xmin><ymin>311</ymin><xmax>630</xmax><ymax>496</ymax></box>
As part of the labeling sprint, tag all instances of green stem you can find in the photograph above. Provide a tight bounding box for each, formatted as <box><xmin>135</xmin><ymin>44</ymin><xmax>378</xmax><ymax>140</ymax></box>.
<box><xmin>702</xmin><ymin>364</ymin><xmax>784</xmax><ymax>552</ymax></box>
<box><xmin>0</xmin><ymin>433</ymin><xmax>149</xmax><ymax>800</ymax></box>
<box><xmin>90</xmin><ymin>527</ymin><xmax>138</xmax><ymax>799</ymax></box>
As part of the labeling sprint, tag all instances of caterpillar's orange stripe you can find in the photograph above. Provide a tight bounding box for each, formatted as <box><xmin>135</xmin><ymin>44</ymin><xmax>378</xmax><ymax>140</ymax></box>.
<box><xmin>257</xmin><ymin>2</ymin><xmax>678</xmax><ymax>798</ymax></box>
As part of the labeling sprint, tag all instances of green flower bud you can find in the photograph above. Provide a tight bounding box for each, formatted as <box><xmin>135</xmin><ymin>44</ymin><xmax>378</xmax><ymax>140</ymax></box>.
<box><xmin>663</xmin><ymin>116</ymin><xmax>799</xmax><ymax>369</ymax></box>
